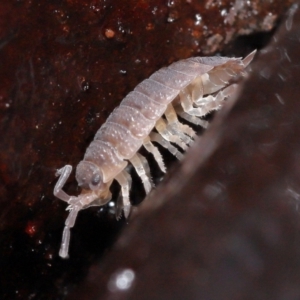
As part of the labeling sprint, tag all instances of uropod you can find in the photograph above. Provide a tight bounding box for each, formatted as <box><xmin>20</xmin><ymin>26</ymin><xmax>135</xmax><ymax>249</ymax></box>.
<box><xmin>54</xmin><ymin>50</ymin><xmax>256</xmax><ymax>258</ymax></box>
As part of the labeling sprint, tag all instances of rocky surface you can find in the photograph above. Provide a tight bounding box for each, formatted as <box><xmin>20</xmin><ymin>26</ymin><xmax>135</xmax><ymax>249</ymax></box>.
<box><xmin>0</xmin><ymin>0</ymin><xmax>296</xmax><ymax>299</ymax></box>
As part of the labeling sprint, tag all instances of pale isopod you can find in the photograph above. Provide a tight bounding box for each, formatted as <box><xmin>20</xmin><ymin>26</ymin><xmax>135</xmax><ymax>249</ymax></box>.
<box><xmin>54</xmin><ymin>50</ymin><xmax>256</xmax><ymax>258</ymax></box>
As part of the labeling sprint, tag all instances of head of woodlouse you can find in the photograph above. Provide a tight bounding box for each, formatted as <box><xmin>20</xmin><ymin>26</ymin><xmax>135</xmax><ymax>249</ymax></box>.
<box><xmin>75</xmin><ymin>161</ymin><xmax>105</xmax><ymax>191</ymax></box>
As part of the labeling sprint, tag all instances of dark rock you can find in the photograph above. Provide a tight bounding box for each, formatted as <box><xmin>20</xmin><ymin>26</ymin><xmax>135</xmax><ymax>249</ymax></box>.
<box><xmin>0</xmin><ymin>0</ymin><xmax>296</xmax><ymax>299</ymax></box>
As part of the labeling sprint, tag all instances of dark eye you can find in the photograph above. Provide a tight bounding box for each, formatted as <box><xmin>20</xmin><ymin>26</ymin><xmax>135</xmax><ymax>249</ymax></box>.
<box><xmin>91</xmin><ymin>174</ymin><xmax>101</xmax><ymax>186</ymax></box>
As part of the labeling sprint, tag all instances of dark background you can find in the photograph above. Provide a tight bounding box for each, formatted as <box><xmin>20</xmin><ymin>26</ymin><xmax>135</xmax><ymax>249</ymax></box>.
<box><xmin>0</xmin><ymin>0</ymin><xmax>298</xmax><ymax>299</ymax></box>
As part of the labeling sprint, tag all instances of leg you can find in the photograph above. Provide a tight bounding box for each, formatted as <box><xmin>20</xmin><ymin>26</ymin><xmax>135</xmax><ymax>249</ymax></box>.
<box><xmin>164</xmin><ymin>103</ymin><xmax>196</xmax><ymax>143</ymax></box>
<box><xmin>155</xmin><ymin>118</ymin><xmax>188</xmax><ymax>150</ymax></box>
<box><xmin>129</xmin><ymin>153</ymin><xmax>153</xmax><ymax>194</ymax></box>
<box><xmin>179</xmin><ymin>84</ymin><xmax>238</xmax><ymax>117</ymax></box>
<box><xmin>175</xmin><ymin>105</ymin><xmax>209</xmax><ymax>128</ymax></box>
<box><xmin>115</xmin><ymin>170</ymin><xmax>132</xmax><ymax>219</ymax></box>
<box><xmin>143</xmin><ymin>136</ymin><xmax>166</xmax><ymax>173</ymax></box>
<box><xmin>179</xmin><ymin>88</ymin><xmax>214</xmax><ymax>117</ymax></box>
<box><xmin>150</xmin><ymin>132</ymin><xmax>184</xmax><ymax>160</ymax></box>
<box><xmin>53</xmin><ymin>165</ymin><xmax>73</xmax><ymax>202</ymax></box>
<box><xmin>194</xmin><ymin>84</ymin><xmax>238</xmax><ymax>108</ymax></box>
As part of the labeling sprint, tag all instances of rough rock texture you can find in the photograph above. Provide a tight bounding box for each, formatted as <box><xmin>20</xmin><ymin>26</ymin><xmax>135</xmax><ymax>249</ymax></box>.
<box><xmin>0</xmin><ymin>0</ymin><xmax>296</xmax><ymax>299</ymax></box>
<box><xmin>68</xmin><ymin>3</ymin><xmax>300</xmax><ymax>300</ymax></box>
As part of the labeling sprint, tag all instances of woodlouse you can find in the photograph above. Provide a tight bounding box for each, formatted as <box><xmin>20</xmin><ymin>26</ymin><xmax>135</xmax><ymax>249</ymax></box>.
<box><xmin>54</xmin><ymin>50</ymin><xmax>256</xmax><ymax>258</ymax></box>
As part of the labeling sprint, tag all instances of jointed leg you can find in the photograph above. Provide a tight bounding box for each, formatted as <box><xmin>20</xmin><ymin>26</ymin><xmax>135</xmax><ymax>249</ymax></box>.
<box><xmin>179</xmin><ymin>88</ymin><xmax>212</xmax><ymax>117</ymax></box>
<box><xmin>129</xmin><ymin>153</ymin><xmax>153</xmax><ymax>194</ymax></box>
<box><xmin>164</xmin><ymin>104</ymin><xmax>196</xmax><ymax>144</ymax></box>
<box><xmin>150</xmin><ymin>132</ymin><xmax>184</xmax><ymax>160</ymax></box>
<box><xmin>194</xmin><ymin>84</ymin><xmax>238</xmax><ymax>108</ymax></box>
<box><xmin>155</xmin><ymin>118</ymin><xmax>188</xmax><ymax>151</ymax></box>
<box><xmin>143</xmin><ymin>136</ymin><xmax>166</xmax><ymax>173</ymax></box>
<box><xmin>180</xmin><ymin>84</ymin><xmax>238</xmax><ymax>117</ymax></box>
<box><xmin>175</xmin><ymin>105</ymin><xmax>209</xmax><ymax>128</ymax></box>
<box><xmin>115</xmin><ymin>170</ymin><xmax>132</xmax><ymax>218</ymax></box>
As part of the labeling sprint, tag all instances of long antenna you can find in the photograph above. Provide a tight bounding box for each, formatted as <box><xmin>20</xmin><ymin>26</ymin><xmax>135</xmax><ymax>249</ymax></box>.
<box><xmin>59</xmin><ymin>206</ymin><xmax>80</xmax><ymax>258</ymax></box>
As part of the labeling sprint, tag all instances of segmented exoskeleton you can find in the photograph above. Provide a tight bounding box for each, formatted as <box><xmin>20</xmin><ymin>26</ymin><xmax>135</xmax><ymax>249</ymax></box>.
<box><xmin>54</xmin><ymin>50</ymin><xmax>256</xmax><ymax>258</ymax></box>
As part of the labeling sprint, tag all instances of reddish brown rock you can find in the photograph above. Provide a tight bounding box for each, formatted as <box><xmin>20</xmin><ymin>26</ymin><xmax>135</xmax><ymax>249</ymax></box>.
<box><xmin>0</xmin><ymin>0</ymin><xmax>295</xmax><ymax>299</ymax></box>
